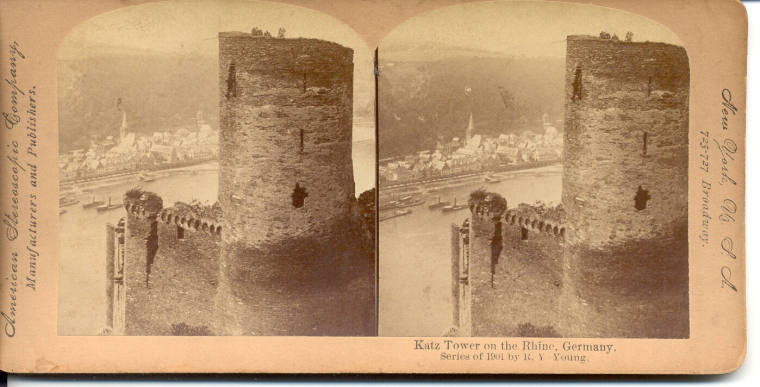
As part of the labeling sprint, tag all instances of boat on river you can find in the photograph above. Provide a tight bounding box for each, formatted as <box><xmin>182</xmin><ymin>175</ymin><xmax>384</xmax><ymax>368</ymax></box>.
<box><xmin>428</xmin><ymin>196</ymin><xmax>451</xmax><ymax>209</ymax></box>
<box><xmin>59</xmin><ymin>195</ymin><xmax>80</xmax><ymax>208</ymax></box>
<box><xmin>139</xmin><ymin>172</ymin><xmax>159</xmax><ymax>182</ymax></box>
<box><xmin>82</xmin><ymin>194</ymin><xmax>106</xmax><ymax>209</ymax></box>
<box><xmin>441</xmin><ymin>198</ymin><xmax>468</xmax><ymax>213</ymax></box>
<box><xmin>483</xmin><ymin>173</ymin><xmax>502</xmax><ymax>183</ymax></box>
<box><xmin>96</xmin><ymin>197</ymin><xmax>122</xmax><ymax>212</ymax></box>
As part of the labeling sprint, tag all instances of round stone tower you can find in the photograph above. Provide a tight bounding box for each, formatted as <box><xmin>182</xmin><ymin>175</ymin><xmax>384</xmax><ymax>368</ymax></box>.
<box><xmin>562</xmin><ymin>35</ymin><xmax>689</xmax><ymax>248</ymax></box>
<box><xmin>215</xmin><ymin>32</ymin><xmax>360</xmax><ymax>335</ymax></box>
<box><xmin>218</xmin><ymin>31</ymin><xmax>355</xmax><ymax>250</ymax></box>
<box><xmin>560</xmin><ymin>35</ymin><xmax>690</xmax><ymax>338</ymax></box>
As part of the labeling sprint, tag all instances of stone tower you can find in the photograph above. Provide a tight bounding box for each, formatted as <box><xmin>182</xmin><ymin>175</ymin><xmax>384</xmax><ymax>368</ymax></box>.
<box><xmin>563</xmin><ymin>35</ymin><xmax>689</xmax><ymax>247</ymax></box>
<box><xmin>215</xmin><ymin>32</ymin><xmax>360</xmax><ymax>335</ymax></box>
<box><xmin>561</xmin><ymin>35</ymin><xmax>690</xmax><ymax>337</ymax></box>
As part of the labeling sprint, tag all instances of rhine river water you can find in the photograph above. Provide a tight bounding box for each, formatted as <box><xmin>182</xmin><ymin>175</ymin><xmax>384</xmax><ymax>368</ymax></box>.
<box><xmin>58</xmin><ymin>139</ymin><xmax>375</xmax><ymax>335</ymax></box>
<box><xmin>58</xmin><ymin>140</ymin><xmax>559</xmax><ymax>336</ymax></box>
<box><xmin>378</xmin><ymin>164</ymin><xmax>562</xmax><ymax>336</ymax></box>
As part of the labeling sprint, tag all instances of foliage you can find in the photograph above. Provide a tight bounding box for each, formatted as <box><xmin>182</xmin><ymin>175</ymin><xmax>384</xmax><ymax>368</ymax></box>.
<box><xmin>172</xmin><ymin>200</ymin><xmax>222</xmax><ymax>221</ymax></box>
<box><xmin>516</xmin><ymin>322</ymin><xmax>559</xmax><ymax>338</ymax></box>
<box><xmin>357</xmin><ymin>188</ymin><xmax>376</xmax><ymax>235</ymax></box>
<box><xmin>514</xmin><ymin>201</ymin><xmax>565</xmax><ymax>223</ymax></box>
<box><xmin>468</xmin><ymin>189</ymin><xmax>507</xmax><ymax>218</ymax></box>
<box><xmin>625</xmin><ymin>31</ymin><xmax>634</xmax><ymax>42</ymax></box>
<box><xmin>468</xmin><ymin>188</ymin><xmax>488</xmax><ymax>210</ymax></box>
<box><xmin>124</xmin><ymin>187</ymin><xmax>163</xmax><ymax>213</ymax></box>
<box><xmin>277</xmin><ymin>27</ymin><xmax>286</xmax><ymax>38</ymax></box>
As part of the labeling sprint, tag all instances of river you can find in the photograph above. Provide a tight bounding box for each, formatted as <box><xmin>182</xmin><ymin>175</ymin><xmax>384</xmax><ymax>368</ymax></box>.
<box><xmin>378</xmin><ymin>164</ymin><xmax>562</xmax><ymax>336</ymax></box>
<box><xmin>58</xmin><ymin>139</ymin><xmax>375</xmax><ymax>335</ymax></box>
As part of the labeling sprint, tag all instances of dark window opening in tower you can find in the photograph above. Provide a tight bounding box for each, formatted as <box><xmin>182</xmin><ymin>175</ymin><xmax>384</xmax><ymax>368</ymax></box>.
<box><xmin>176</xmin><ymin>226</ymin><xmax>184</xmax><ymax>240</ymax></box>
<box><xmin>634</xmin><ymin>185</ymin><xmax>651</xmax><ymax>210</ymax></box>
<box><xmin>302</xmin><ymin>72</ymin><xmax>307</xmax><ymax>93</ymax></box>
<box><xmin>292</xmin><ymin>183</ymin><xmax>308</xmax><ymax>208</ymax></box>
<box><xmin>643</xmin><ymin>132</ymin><xmax>648</xmax><ymax>156</ymax></box>
<box><xmin>300</xmin><ymin>128</ymin><xmax>304</xmax><ymax>153</ymax></box>
<box><xmin>572</xmin><ymin>67</ymin><xmax>582</xmax><ymax>101</ymax></box>
<box><xmin>647</xmin><ymin>76</ymin><xmax>653</xmax><ymax>97</ymax></box>
<box><xmin>520</xmin><ymin>226</ymin><xmax>529</xmax><ymax>241</ymax></box>
<box><xmin>226</xmin><ymin>63</ymin><xmax>237</xmax><ymax>99</ymax></box>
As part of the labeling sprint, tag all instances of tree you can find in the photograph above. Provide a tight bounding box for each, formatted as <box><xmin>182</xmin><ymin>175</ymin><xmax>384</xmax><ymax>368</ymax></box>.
<box><xmin>625</xmin><ymin>31</ymin><xmax>634</xmax><ymax>42</ymax></box>
<box><xmin>277</xmin><ymin>27</ymin><xmax>286</xmax><ymax>38</ymax></box>
<box><xmin>251</xmin><ymin>27</ymin><xmax>263</xmax><ymax>36</ymax></box>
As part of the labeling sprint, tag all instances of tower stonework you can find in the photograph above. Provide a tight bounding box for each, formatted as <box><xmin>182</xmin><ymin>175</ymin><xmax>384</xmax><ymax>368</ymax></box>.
<box><xmin>561</xmin><ymin>36</ymin><xmax>689</xmax><ymax>337</ymax></box>
<box><xmin>218</xmin><ymin>32</ymin><xmax>355</xmax><ymax>250</ymax></box>
<box><xmin>215</xmin><ymin>32</ymin><xmax>368</xmax><ymax>336</ymax></box>
<box><xmin>563</xmin><ymin>35</ymin><xmax>689</xmax><ymax>248</ymax></box>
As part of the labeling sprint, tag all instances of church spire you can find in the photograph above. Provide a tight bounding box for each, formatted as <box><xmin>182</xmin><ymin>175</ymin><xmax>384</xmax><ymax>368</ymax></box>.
<box><xmin>466</xmin><ymin>112</ymin><xmax>474</xmax><ymax>145</ymax></box>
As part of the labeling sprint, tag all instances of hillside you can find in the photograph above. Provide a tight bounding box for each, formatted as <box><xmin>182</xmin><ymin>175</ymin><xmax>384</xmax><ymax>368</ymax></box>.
<box><xmin>378</xmin><ymin>55</ymin><xmax>564</xmax><ymax>158</ymax></box>
<box><xmin>58</xmin><ymin>52</ymin><xmax>219</xmax><ymax>152</ymax></box>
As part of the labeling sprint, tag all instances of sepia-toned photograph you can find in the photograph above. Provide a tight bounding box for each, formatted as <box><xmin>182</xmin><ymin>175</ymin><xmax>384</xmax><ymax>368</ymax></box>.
<box><xmin>57</xmin><ymin>0</ymin><xmax>376</xmax><ymax>336</ymax></box>
<box><xmin>378</xmin><ymin>1</ymin><xmax>690</xmax><ymax>338</ymax></box>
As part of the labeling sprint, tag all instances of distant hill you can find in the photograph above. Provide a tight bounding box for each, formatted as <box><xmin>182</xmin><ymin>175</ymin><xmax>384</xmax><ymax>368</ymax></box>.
<box><xmin>58</xmin><ymin>51</ymin><xmax>219</xmax><ymax>152</ymax></box>
<box><xmin>377</xmin><ymin>54</ymin><xmax>564</xmax><ymax>158</ymax></box>
<box><xmin>58</xmin><ymin>46</ymin><xmax>374</xmax><ymax>152</ymax></box>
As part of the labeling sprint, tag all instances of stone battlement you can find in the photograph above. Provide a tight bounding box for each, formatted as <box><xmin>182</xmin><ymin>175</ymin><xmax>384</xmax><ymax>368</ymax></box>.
<box><xmin>124</xmin><ymin>202</ymin><xmax>222</xmax><ymax>238</ymax></box>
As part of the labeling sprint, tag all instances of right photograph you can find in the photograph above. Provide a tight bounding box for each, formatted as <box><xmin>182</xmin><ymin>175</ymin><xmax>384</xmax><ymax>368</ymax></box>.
<box><xmin>378</xmin><ymin>1</ymin><xmax>689</xmax><ymax>338</ymax></box>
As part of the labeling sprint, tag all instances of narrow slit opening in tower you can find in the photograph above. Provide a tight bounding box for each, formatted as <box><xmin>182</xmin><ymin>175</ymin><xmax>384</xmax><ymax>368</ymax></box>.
<box><xmin>647</xmin><ymin>76</ymin><xmax>653</xmax><ymax>97</ymax></box>
<box><xmin>299</xmin><ymin>128</ymin><xmax>304</xmax><ymax>153</ymax></box>
<box><xmin>572</xmin><ymin>67</ymin><xmax>582</xmax><ymax>101</ymax></box>
<box><xmin>643</xmin><ymin>132</ymin><xmax>648</xmax><ymax>156</ymax></box>
<box><xmin>634</xmin><ymin>185</ymin><xmax>651</xmax><ymax>210</ymax></box>
<box><xmin>176</xmin><ymin>225</ymin><xmax>184</xmax><ymax>240</ymax></box>
<box><xmin>226</xmin><ymin>63</ymin><xmax>237</xmax><ymax>99</ymax></box>
<box><xmin>292</xmin><ymin>182</ymin><xmax>308</xmax><ymax>208</ymax></box>
<box><xmin>520</xmin><ymin>226</ymin><xmax>529</xmax><ymax>241</ymax></box>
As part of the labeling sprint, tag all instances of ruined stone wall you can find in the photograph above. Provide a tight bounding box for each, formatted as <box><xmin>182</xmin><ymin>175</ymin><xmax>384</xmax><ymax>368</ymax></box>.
<box><xmin>218</xmin><ymin>32</ymin><xmax>355</xmax><ymax>252</ymax></box>
<box><xmin>124</xmin><ymin>206</ymin><xmax>222</xmax><ymax>335</ymax></box>
<box><xmin>563</xmin><ymin>35</ymin><xmax>689</xmax><ymax>248</ymax></box>
<box><xmin>468</xmin><ymin>212</ymin><xmax>565</xmax><ymax>337</ymax></box>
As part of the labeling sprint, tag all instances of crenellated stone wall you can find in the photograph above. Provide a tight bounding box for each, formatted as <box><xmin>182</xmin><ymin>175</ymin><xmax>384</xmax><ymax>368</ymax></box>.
<box><xmin>466</xmin><ymin>210</ymin><xmax>565</xmax><ymax>337</ymax></box>
<box><xmin>123</xmin><ymin>204</ymin><xmax>221</xmax><ymax>335</ymax></box>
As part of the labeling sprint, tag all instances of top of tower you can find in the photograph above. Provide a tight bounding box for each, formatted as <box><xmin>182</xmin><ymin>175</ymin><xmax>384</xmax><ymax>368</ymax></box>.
<box><xmin>566</xmin><ymin>34</ymin><xmax>684</xmax><ymax>50</ymax></box>
<box><xmin>218</xmin><ymin>31</ymin><xmax>353</xmax><ymax>53</ymax></box>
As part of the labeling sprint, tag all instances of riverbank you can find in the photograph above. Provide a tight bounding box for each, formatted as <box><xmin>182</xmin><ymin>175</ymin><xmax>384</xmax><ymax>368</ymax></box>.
<box><xmin>380</xmin><ymin>159</ymin><xmax>561</xmax><ymax>192</ymax></box>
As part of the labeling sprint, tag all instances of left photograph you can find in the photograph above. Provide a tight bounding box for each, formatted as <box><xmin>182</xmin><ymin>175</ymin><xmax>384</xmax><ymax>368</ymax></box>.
<box><xmin>57</xmin><ymin>0</ymin><xmax>376</xmax><ymax>336</ymax></box>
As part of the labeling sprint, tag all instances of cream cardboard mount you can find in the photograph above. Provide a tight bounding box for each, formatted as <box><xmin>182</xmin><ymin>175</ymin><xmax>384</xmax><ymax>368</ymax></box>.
<box><xmin>0</xmin><ymin>0</ymin><xmax>748</xmax><ymax>374</ymax></box>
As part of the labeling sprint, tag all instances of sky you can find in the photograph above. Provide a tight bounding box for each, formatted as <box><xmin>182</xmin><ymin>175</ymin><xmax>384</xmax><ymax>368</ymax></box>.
<box><xmin>380</xmin><ymin>0</ymin><xmax>683</xmax><ymax>58</ymax></box>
